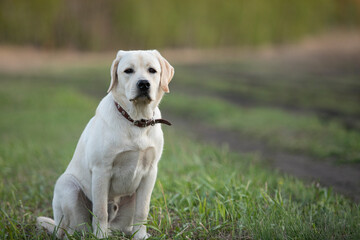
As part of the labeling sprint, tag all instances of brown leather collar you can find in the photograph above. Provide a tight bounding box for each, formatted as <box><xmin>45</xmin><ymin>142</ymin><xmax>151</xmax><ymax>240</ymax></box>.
<box><xmin>115</xmin><ymin>102</ymin><xmax>172</xmax><ymax>128</ymax></box>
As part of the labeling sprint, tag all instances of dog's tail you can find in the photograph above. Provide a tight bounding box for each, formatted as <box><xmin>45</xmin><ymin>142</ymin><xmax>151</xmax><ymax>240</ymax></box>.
<box><xmin>36</xmin><ymin>216</ymin><xmax>56</xmax><ymax>233</ymax></box>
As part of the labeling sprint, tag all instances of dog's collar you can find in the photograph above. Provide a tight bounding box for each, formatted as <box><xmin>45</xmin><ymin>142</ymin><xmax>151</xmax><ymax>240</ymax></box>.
<box><xmin>114</xmin><ymin>102</ymin><xmax>172</xmax><ymax>128</ymax></box>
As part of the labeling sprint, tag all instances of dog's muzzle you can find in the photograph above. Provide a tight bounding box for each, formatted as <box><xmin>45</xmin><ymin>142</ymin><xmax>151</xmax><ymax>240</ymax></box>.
<box><xmin>130</xmin><ymin>80</ymin><xmax>152</xmax><ymax>102</ymax></box>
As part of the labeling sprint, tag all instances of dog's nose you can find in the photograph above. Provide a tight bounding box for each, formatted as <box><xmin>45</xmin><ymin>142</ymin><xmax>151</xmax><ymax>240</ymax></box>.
<box><xmin>137</xmin><ymin>80</ymin><xmax>150</xmax><ymax>91</ymax></box>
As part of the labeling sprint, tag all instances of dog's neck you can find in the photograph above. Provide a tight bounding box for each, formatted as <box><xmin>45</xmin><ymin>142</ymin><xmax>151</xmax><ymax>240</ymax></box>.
<box><xmin>111</xmin><ymin>92</ymin><xmax>156</xmax><ymax>120</ymax></box>
<box><xmin>128</xmin><ymin>102</ymin><xmax>154</xmax><ymax>120</ymax></box>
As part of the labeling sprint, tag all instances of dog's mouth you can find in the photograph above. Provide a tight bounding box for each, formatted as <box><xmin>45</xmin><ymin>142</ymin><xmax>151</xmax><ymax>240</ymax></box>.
<box><xmin>129</xmin><ymin>93</ymin><xmax>152</xmax><ymax>104</ymax></box>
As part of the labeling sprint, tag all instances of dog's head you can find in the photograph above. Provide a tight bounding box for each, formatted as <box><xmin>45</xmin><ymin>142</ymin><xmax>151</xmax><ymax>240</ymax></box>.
<box><xmin>108</xmin><ymin>50</ymin><xmax>174</xmax><ymax>107</ymax></box>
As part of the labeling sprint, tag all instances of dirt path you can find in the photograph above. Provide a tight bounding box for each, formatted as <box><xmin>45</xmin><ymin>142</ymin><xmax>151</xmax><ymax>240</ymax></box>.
<box><xmin>165</xmin><ymin>113</ymin><xmax>360</xmax><ymax>202</ymax></box>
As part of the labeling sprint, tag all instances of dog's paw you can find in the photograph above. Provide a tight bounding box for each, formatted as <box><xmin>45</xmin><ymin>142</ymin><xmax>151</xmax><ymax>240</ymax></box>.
<box><xmin>122</xmin><ymin>226</ymin><xmax>133</xmax><ymax>236</ymax></box>
<box><xmin>138</xmin><ymin>232</ymin><xmax>151</xmax><ymax>239</ymax></box>
<box><xmin>132</xmin><ymin>226</ymin><xmax>150</xmax><ymax>239</ymax></box>
<box><xmin>93</xmin><ymin>228</ymin><xmax>108</xmax><ymax>239</ymax></box>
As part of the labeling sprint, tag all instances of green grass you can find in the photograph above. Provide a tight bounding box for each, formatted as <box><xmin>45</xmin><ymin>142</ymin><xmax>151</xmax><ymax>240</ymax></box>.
<box><xmin>155</xmin><ymin>132</ymin><xmax>360</xmax><ymax>239</ymax></box>
<box><xmin>174</xmin><ymin>63</ymin><xmax>360</xmax><ymax>117</ymax></box>
<box><xmin>0</xmin><ymin>69</ymin><xmax>360</xmax><ymax>239</ymax></box>
<box><xmin>0</xmin><ymin>82</ymin><xmax>95</xmax><ymax>239</ymax></box>
<box><xmin>163</xmin><ymin>94</ymin><xmax>360</xmax><ymax>163</ymax></box>
<box><xmin>166</xmin><ymin>59</ymin><xmax>360</xmax><ymax>163</ymax></box>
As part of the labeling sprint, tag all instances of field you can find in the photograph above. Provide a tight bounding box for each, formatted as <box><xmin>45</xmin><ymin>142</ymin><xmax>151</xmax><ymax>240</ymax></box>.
<box><xmin>0</xmin><ymin>37</ymin><xmax>360</xmax><ymax>239</ymax></box>
<box><xmin>1</xmin><ymin>0</ymin><xmax>359</xmax><ymax>49</ymax></box>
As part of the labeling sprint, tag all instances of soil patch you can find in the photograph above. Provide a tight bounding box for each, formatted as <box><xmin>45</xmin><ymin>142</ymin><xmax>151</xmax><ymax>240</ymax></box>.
<box><xmin>164</xmin><ymin>111</ymin><xmax>360</xmax><ymax>202</ymax></box>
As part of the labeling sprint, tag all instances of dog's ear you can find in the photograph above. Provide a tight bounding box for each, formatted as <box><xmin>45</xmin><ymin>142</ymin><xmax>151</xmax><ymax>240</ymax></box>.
<box><xmin>153</xmin><ymin>50</ymin><xmax>174</xmax><ymax>93</ymax></box>
<box><xmin>107</xmin><ymin>50</ymin><xmax>125</xmax><ymax>93</ymax></box>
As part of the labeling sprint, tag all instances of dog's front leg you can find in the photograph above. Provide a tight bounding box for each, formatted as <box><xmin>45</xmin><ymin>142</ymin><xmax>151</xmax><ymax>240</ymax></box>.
<box><xmin>91</xmin><ymin>167</ymin><xmax>111</xmax><ymax>238</ymax></box>
<box><xmin>132</xmin><ymin>167</ymin><xmax>157</xmax><ymax>239</ymax></box>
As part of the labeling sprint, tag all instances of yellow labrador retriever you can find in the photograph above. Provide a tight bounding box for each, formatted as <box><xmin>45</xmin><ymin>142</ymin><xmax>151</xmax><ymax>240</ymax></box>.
<box><xmin>37</xmin><ymin>50</ymin><xmax>174</xmax><ymax>239</ymax></box>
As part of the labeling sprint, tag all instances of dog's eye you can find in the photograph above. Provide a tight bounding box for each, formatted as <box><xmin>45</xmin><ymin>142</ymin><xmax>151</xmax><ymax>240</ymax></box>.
<box><xmin>148</xmin><ymin>68</ymin><xmax>157</xmax><ymax>74</ymax></box>
<box><xmin>124</xmin><ymin>68</ymin><xmax>134</xmax><ymax>74</ymax></box>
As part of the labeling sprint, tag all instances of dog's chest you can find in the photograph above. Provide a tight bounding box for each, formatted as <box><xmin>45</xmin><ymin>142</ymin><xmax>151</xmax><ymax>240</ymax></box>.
<box><xmin>109</xmin><ymin>146</ymin><xmax>156</xmax><ymax>198</ymax></box>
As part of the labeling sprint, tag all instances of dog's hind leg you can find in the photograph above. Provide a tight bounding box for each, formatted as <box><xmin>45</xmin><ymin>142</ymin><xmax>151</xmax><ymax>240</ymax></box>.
<box><xmin>53</xmin><ymin>174</ymin><xmax>92</xmax><ymax>238</ymax></box>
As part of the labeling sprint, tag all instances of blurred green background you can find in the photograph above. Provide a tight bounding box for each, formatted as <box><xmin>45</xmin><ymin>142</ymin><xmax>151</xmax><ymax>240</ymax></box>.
<box><xmin>1</xmin><ymin>1</ymin><xmax>360</xmax><ymax>239</ymax></box>
<box><xmin>0</xmin><ymin>0</ymin><xmax>359</xmax><ymax>50</ymax></box>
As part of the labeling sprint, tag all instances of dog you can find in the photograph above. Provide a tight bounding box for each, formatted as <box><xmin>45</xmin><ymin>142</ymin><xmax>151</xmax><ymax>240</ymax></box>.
<box><xmin>37</xmin><ymin>50</ymin><xmax>174</xmax><ymax>239</ymax></box>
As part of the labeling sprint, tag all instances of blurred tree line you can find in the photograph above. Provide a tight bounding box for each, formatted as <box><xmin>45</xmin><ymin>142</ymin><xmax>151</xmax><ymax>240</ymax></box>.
<box><xmin>0</xmin><ymin>0</ymin><xmax>359</xmax><ymax>50</ymax></box>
